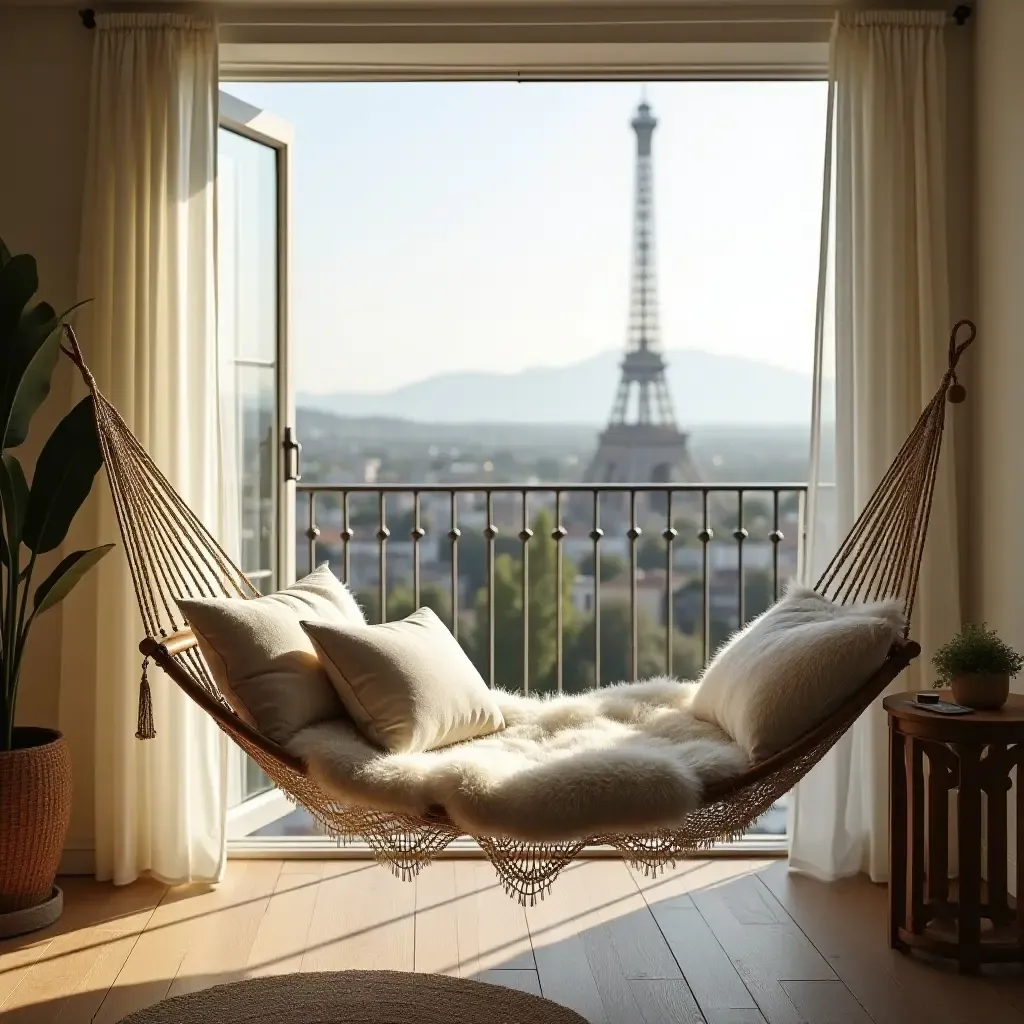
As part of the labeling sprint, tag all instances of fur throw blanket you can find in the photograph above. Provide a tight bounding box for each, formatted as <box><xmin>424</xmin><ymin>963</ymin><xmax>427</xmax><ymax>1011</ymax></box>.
<box><xmin>288</xmin><ymin>679</ymin><xmax>749</xmax><ymax>843</ymax></box>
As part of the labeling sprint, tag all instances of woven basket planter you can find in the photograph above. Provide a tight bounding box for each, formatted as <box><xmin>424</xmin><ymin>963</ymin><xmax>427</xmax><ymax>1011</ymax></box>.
<box><xmin>0</xmin><ymin>727</ymin><xmax>72</xmax><ymax>918</ymax></box>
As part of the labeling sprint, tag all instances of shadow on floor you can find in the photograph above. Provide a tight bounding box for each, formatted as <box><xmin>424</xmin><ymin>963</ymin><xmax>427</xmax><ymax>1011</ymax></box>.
<box><xmin>2</xmin><ymin>858</ymin><xmax>1023</xmax><ymax>1024</ymax></box>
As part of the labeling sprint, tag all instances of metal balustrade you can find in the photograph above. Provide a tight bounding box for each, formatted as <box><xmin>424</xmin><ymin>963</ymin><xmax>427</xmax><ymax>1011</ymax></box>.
<box><xmin>297</xmin><ymin>483</ymin><xmax>808</xmax><ymax>694</ymax></box>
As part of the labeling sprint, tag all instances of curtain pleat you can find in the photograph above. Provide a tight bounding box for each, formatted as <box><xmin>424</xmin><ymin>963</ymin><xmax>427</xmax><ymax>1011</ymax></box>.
<box><xmin>790</xmin><ymin>10</ymin><xmax>959</xmax><ymax>883</ymax></box>
<box><xmin>63</xmin><ymin>12</ymin><xmax>227</xmax><ymax>885</ymax></box>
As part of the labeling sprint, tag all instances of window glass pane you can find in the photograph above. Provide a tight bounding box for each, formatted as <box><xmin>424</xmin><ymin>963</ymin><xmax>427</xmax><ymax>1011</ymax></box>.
<box><xmin>219</xmin><ymin>124</ymin><xmax>281</xmax><ymax>807</ymax></box>
<box><xmin>237</xmin><ymin>364</ymin><xmax>277</xmax><ymax>592</ymax></box>
<box><xmin>218</xmin><ymin>128</ymin><xmax>278</xmax><ymax>362</ymax></box>
<box><xmin>245</xmin><ymin>757</ymin><xmax>274</xmax><ymax>801</ymax></box>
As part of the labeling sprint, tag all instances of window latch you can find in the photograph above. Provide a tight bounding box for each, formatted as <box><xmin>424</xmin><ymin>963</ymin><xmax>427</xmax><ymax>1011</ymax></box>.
<box><xmin>283</xmin><ymin>426</ymin><xmax>302</xmax><ymax>483</ymax></box>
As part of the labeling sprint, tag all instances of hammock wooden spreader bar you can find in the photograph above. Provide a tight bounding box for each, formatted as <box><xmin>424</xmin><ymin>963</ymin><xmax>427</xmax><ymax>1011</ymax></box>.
<box><xmin>60</xmin><ymin>320</ymin><xmax>975</xmax><ymax>904</ymax></box>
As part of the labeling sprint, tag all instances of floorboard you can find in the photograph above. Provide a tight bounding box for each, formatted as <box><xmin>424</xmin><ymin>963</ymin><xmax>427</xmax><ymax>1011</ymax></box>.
<box><xmin>688</xmin><ymin>867</ymin><xmax>837</xmax><ymax>1024</ymax></box>
<box><xmin>476</xmin><ymin>968</ymin><xmax>542</xmax><ymax>996</ymax></box>
<box><xmin>524</xmin><ymin>865</ymin><xmax>614</xmax><ymax>1022</ymax></box>
<box><xmin>300</xmin><ymin>860</ymin><xmax>415</xmax><ymax>973</ymax></box>
<box><xmin>1</xmin><ymin>858</ymin><xmax>1021</xmax><ymax>1023</ymax></box>
<box><xmin>758</xmin><ymin>861</ymin><xmax>1024</xmax><ymax>1024</ymax></box>
<box><xmin>246</xmin><ymin>869</ymin><xmax>322</xmax><ymax>977</ymax></box>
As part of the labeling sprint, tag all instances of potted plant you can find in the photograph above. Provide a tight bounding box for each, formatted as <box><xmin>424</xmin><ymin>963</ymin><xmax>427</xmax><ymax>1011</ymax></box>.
<box><xmin>932</xmin><ymin>623</ymin><xmax>1024</xmax><ymax>711</ymax></box>
<box><xmin>0</xmin><ymin>239</ymin><xmax>111</xmax><ymax>937</ymax></box>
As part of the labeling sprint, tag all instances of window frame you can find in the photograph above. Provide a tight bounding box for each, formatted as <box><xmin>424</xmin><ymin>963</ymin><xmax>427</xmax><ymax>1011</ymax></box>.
<box><xmin>220</xmin><ymin>91</ymin><xmax>297</xmax><ymax>834</ymax></box>
<box><xmin>217</xmin><ymin>17</ymin><xmax>829</xmax><ymax>855</ymax></box>
<box><xmin>218</xmin><ymin>2</ymin><xmax>831</xmax><ymax>82</ymax></box>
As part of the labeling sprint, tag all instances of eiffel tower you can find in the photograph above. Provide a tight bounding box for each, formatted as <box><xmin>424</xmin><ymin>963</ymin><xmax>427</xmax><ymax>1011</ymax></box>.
<box><xmin>585</xmin><ymin>99</ymin><xmax>698</xmax><ymax>486</ymax></box>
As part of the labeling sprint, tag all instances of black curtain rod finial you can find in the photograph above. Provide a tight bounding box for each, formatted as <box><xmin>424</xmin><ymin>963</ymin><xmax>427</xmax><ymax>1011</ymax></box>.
<box><xmin>79</xmin><ymin>8</ymin><xmax>96</xmax><ymax>30</ymax></box>
<box><xmin>953</xmin><ymin>4</ymin><xmax>973</xmax><ymax>27</ymax></box>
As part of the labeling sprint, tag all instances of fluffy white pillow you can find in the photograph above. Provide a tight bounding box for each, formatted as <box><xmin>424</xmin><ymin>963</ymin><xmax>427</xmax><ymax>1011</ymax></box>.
<box><xmin>177</xmin><ymin>564</ymin><xmax>365</xmax><ymax>745</ymax></box>
<box><xmin>301</xmin><ymin>607</ymin><xmax>505</xmax><ymax>754</ymax></box>
<box><xmin>692</xmin><ymin>584</ymin><xmax>905</xmax><ymax>761</ymax></box>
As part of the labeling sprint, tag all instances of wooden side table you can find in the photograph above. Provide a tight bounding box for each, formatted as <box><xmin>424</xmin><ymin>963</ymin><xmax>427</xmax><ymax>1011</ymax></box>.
<box><xmin>884</xmin><ymin>691</ymin><xmax>1024</xmax><ymax>972</ymax></box>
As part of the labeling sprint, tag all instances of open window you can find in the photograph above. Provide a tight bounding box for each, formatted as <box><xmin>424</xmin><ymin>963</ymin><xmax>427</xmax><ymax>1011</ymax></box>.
<box><xmin>215</xmin><ymin>73</ymin><xmax>827</xmax><ymax>851</ymax></box>
<box><xmin>218</xmin><ymin>91</ymin><xmax>297</xmax><ymax>837</ymax></box>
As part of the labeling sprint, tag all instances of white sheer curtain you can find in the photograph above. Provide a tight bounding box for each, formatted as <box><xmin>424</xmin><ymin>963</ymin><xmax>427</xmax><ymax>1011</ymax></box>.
<box><xmin>789</xmin><ymin>10</ymin><xmax>961</xmax><ymax>882</ymax></box>
<box><xmin>65</xmin><ymin>13</ymin><xmax>227</xmax><ymax>885</ymax></box>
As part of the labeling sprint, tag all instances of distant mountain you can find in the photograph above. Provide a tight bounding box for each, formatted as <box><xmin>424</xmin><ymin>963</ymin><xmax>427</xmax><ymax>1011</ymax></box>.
<box><xmin>298</xmin><ymin>349</ymin><xmax>815</xmax><ymax>426</ymax></box>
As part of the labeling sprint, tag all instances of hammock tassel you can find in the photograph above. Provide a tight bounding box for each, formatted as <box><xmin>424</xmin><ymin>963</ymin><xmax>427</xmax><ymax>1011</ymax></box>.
<box><xmin>136</xmin><ymin>657</ymin><xmax>156</xmax><ymax>740</ymax></box>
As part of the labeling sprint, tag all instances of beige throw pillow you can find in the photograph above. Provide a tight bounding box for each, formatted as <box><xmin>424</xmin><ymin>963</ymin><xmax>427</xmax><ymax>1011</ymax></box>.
<box><xmin>177</xmin><ymin>565</ymin><xmax>366</xmax><ymax>745</ymax></box>
<box><xmin>301</xmin><ymin>607</ymin><xmax>505</xmax><ymax>754</ymax></box>
<box><xmin>691</xmin><ymin>584</ymin><xmax>905</xmax><ymax>761</ymax></box>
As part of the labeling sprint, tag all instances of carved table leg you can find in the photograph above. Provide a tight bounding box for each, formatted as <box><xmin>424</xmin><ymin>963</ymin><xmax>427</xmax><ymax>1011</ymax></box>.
<box><xmin>908</xmin><ymin>738</ymin><xmax>926</xmax><ymax>935</ymax></box>
<box><xmin>956</xmin><ymin>743</ymin><xmax>984</xmax><ymax>974</ymax></box>
<box><xmin>926</xmin><ymin>745</ymin><xmax>950</xmax><ymax>907</ymax></box>
<box><xmin>982</xmin><ymin>744</ymin><xmax>1011</xmax><ymax>925</ymax></box>
<box><xmin>890</xmin><ymin>719</ymin><xmax>908</xmax><ymax>951</ymax></box>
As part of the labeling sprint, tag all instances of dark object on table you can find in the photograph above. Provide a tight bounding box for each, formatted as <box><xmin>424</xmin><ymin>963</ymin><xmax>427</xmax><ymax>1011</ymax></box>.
<box><xmin>915</xmin><ymin>699</ymin><xmax>973</xmax><ymax>715</ymax></box>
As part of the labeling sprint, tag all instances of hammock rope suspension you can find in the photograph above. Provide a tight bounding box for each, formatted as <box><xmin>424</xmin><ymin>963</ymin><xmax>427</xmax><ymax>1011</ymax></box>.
<box><xmin>61</xmin><ymin>320</ymin><xmax>975</xmax><ymax>904</ymax></box>
<box><xmin>813</xmin><ymin>318</ymin><xmax>974</xmax><ymax>624</ymax></box>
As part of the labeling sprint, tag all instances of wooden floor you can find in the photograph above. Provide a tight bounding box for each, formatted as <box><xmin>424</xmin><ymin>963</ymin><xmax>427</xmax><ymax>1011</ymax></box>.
<box><xmin>3</xmin><ymin>858</ymin><xmax>1024</xmax><ymax>1023</ymax></box>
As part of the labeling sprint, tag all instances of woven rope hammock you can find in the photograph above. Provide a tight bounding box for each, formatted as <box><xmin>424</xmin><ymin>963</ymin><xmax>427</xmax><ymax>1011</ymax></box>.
<box><xmin>62</xmin><ymin>320</ymin><xmax>975</xmax><ymax>904</ymax></box>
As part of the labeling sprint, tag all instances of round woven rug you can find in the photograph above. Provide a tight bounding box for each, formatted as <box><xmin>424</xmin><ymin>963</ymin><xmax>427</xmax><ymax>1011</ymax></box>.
<box><xmin>119</xmin><ymin>970</ymin><xmax>588</xmax><ymax>1023</ymax></box>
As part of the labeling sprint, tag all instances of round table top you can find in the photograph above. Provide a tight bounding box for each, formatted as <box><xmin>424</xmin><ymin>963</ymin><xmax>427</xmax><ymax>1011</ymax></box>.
<box><xmin>884</xmin><ymin>691</ymin><xmax>1024</xmax><ymax>733</ymax></box>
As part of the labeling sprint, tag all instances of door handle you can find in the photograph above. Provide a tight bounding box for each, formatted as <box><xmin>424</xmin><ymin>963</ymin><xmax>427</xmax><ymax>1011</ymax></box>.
<box><xmin>283</xmin><ymin>426</ymin><xmax>302</xmax><ymax>483</ymax></box>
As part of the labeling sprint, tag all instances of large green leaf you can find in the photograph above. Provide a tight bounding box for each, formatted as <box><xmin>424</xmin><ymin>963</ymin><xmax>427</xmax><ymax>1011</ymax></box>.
<box><xmin>32</xmin><ymin>544</ymin><xmax>114</xmax><ymax>617</ymax></box>
<box><xmin>2</xmin><ymin>305</ymin><xmax>62</xmax><ymax>449</ymax></box>
<box><xmin>0</xmin><ymin>255</ymin><xmax>38</xmax><ymax>338</ymax></box>
<box><xmin>0</xmin><ymin>454</ymin><xmax>29</xmax><ymax>562</ymax></box>
<box><xmin>0</xmin><ymin>249</ymin><xmax>86</xmax><ymax>450</ymax></box>
<box><xmin>1</xmin><ymin>300</ymin><xmax>89</xmax><ymax>450</ymax></box>
<box><xmin>23</xmin><ymin>397</ymin><xmax>103</xmax><ymax>554</ymax></box>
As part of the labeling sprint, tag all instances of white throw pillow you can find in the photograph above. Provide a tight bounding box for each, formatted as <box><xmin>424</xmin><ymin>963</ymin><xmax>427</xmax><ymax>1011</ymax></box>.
<box><xmin>301</xmin><ymin>607</ymin><xmax>506</xmax><ymax>754</ymax></box>
<box><xmin>692</xmin><ymin>584</ymin><xmax>905</xmax><ymax>761</ymax></box>
<box><xmin>177</xmin><ymin>564</ymin><xmax>366</xmax><ymax>745</ymax></box>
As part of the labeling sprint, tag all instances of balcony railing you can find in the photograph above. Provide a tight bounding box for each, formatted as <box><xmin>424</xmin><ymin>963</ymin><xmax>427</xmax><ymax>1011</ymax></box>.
<box><xmin>297</xmin><ymin>483</ymin><xmax>808</xmax><ymax>695</ymax></box>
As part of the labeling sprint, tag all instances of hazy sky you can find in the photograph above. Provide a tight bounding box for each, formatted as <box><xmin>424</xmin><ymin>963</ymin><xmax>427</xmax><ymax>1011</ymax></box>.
<box><xmin>222</xmin><ymin>81</ymin><xmax>828</xmax><ymax>396</ymax></box>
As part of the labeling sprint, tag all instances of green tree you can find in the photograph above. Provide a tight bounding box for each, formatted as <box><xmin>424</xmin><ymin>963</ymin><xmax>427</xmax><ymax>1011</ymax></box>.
<box><xmin>743</xmin><ymin>569</ymin><xmax>775</xmax><ymax>622</ymax></box>
<box><xmin>435</xmin><ymin>530</ymin><xmax>519</xmax><ymax>599</ymax></box>
<box><xmin>637</xmin><ymin>533</ymin><xmax>667</xmax><ymax>571</ymax></box>
<box><xmin>469</xmin><ymin>507</ymin><xmax>577</xmax><ymax>694</ymax></box>
<box><xmin>670</xmin><ymin>568</ymin><xmax>775</xmax><ymax>637</ymax></box>
<box><xmin>565</xmin><ymin>599</ymin><xmax>703</xmax><ymax>691</ymax></box>
<box><xmin>356</xmin><ymin>582</ymin><xmax>453</xmax><ymax>626</ymax></box>
<box><xmin>575</xmin><ymin>551</ymin><xmax>626</xmax><ymax>581</ymax></box>
<box><xmin>349</xmin><ymin>506</ymin><xmax>428</xmax><ymax>539</ymax></box>
<box><xmin>634</xmin><ymin>518</ymin><xmax>701</xmax><ymax>571</ymax></box>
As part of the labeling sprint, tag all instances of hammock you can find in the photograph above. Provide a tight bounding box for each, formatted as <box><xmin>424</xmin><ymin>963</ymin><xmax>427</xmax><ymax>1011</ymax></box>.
<box><xmin>62</xmin><ymin>320</ymin><xmax>975</xmax><ymax>903</ymax></box>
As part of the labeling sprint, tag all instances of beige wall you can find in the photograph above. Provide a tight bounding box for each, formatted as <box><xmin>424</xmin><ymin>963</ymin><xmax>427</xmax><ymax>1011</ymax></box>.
<box><xmin>946</xmin><ymin>19</ymin><xmax>977</xmax><ymax>613</ymax></box>
<box><xmin>973</xmin><ymin>0</ymin><xmax>1024</xmax><ymax>637</ymax></box>
<box><xmin>0</xmin><ymin>7</ymin><xmax>94</xmax><ymax>853</ymax></box>
<box><xmin>972</xmin><ymin>0</ymin><xmax>1024</xmax><ymax>886</ymax></box>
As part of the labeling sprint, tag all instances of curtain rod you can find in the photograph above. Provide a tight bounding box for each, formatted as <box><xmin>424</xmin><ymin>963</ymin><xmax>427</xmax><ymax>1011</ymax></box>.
<box><xmin>77</xmin><ymin>3</ymin><xmax>973</xmax><ymax>31</ymax></box>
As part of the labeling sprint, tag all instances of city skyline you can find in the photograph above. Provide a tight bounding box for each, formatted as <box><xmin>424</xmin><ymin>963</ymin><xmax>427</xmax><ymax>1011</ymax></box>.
<box><xmin>222</xmin><ymin>80</ymin><xmax>829</xmax><ymax>397</ymax></box>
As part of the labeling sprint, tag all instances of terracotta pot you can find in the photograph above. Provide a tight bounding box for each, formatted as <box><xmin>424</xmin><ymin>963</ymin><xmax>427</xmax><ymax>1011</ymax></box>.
<box><xmin>0</xmin><ymin>727</ymin><xmax>72</xmax><ymax>916</ymax></box>
<box><xmin>951</xmin><ymin>672</ymin><xmax>1010</xmax><ymax>711</ymax></box>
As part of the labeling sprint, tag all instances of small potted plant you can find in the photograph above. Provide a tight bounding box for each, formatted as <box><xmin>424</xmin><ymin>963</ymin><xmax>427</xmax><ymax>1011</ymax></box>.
<box><xmin>0</xmin><ymin>240</ymin><xmax>112</xmax><ymax>937</ymax></box>
<box><xmin>932</xmin><ymin>623</ymin><xmax>1024</xmax><ymax>711</ymax></box>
